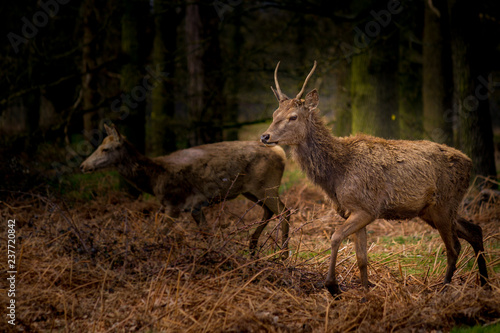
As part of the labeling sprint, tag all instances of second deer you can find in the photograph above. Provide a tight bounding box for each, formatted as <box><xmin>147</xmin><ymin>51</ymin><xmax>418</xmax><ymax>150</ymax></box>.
<box><xmin>261</xmin><ymin>61</ymin><xmax>488</xmax><ymax>297</ymax></box>
<box><xmin>81</xmin><ymin>124</ymin><xmax>290</xmax><ymax>256</ymax></box>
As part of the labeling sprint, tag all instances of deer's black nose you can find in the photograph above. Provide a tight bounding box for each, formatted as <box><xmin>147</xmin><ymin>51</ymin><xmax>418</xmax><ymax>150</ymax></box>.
<box><xmin>261</xmin><ymin>134</ymin><xmax>270</xmax><ymax>143</ymax></box>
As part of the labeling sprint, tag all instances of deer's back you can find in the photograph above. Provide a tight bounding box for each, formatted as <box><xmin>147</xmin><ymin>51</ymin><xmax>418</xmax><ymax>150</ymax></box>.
<box><xmin>154</xmin><ymin>141</ymin><xmax>286</xmax><ymax>203</ymax></box>
<box><xmin>336</xmin><ymin>135</ymin><xmax>472</xmax><ymax>219</ymax></box>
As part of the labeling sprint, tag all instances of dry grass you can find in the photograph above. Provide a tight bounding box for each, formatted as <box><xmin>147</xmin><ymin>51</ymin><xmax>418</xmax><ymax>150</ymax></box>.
<box><xmin>1</xmin><ymin>174</ymin><xmax>500</xmax><ymax>332</ymax></box>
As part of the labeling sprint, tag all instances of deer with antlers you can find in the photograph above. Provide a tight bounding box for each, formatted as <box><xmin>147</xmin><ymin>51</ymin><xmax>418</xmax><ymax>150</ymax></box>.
<box><xmin>80</xmin><ymin>124</ymin><xmax>290</xmax><ymax>256</ymax></box>
<box><xmin>261</xmin><ymin>61</ymin><xmax>488</xmax><ymax>297</ymax></box>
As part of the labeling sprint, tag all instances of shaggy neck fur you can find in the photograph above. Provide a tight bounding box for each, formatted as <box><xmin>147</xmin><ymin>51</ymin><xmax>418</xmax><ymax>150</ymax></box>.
<box><xmin>115</xmin><ymin>141</ymin><xmax>167</xmax><ymax>195</ymax></box>
<box><xmin>292</xmin><ymin>111</ymin><xmax>349</xmax><ymax>205</ymax></box>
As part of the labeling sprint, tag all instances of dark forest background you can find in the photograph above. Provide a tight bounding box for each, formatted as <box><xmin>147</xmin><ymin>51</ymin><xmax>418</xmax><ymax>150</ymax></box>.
<box><xmin>1</xmin><ymin>0</ymin><xmax>500</xmax><ymax>192</ymax></box>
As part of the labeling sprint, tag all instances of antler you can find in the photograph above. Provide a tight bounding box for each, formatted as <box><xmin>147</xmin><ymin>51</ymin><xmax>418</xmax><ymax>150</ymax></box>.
<box><xmin>295</xmin><ymin>61</ymin><xmax>317</xmax><ymax>100</ymax></box>
<box><xmin>273</xmin><ymin>61</ymin><xmax>287</xmax><ymax>102</ymax></box>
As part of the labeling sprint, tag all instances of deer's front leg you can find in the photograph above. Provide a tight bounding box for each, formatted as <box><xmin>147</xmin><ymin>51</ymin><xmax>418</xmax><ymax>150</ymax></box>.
<box><xmin>325</xmin><ymin>211</ymin><xmax>374</xmax><ymax>297</ymax></box>
<box><xmin>191</xmin><ymin>201</ymin><xmax>213</xmax><ymax>238</ymax></box>
<box><xmin>157</xmin><ymin>203</ymin><xmax>181</xmax><ymax>239</ymax></box>
<box><xmin>191</xmin><ymin>208</ymin><xmax>207</xmax><ymax>226</ymax></box>
<box><xmin>161</xmin><ymin>202</ymin><xmax>180</xmax><ymax>222</ymax></box>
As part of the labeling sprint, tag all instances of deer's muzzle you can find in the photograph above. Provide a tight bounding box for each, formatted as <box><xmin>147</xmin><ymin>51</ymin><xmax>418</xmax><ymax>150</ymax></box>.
<box><xmin>80</xmin><ymin>163</ymin><xmax>94</xmax><ymax>173</ymax></box>
<box><xmin>260</xmin><ymin>133</ymin><xmax>278</xmax><ymax>147</ymax></box>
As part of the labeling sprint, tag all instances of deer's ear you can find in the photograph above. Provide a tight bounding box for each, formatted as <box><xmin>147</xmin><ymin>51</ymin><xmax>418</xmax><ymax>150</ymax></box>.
<box><xmin>271</xmin><ymin>86</ymin><xmax>289</xmax><ymax>103</ymax></box>
<box><xmin>305</xmin><ymin>89</ymin><xmax>319</xmax><ymax>112</ymax></box>
<box><xmin>104</xmin><ymin>124</ymin><xmax>113</xmax><ymax>136</ymax></box>
<box><xmin>106</xmin><ymin>124</ymin><xmax>123</xmax><ymax>142</ymax></box>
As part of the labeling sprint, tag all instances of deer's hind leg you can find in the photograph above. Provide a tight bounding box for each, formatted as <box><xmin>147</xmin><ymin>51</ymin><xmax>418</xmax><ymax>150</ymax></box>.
<box><xmin>245</xmin><ymin>193</ymin><xmax>273</xmax><ymax>255</ymax></box>
<box><xmin>261</xmin><ymin>192</ymin><xmax>290</xmax><ymax>258</ymax></box>
<box><xmin>421</xmin><ymin>207</ymin><xmax>461</xmax><ymax>285</ymax></box>
<box><xmin>244</xmin><ymin>191</ymin><xmax>289</xmax><ymax>258</ymax></box>
<box><xmin>352</xmin><ymin>227</ymin><xmax>370</xmax><ymax>290</ymax></box>
<box><xmin>456</xmin><ymin>216</ymin><xmax>488</xmax><ymax>286</ymax></box>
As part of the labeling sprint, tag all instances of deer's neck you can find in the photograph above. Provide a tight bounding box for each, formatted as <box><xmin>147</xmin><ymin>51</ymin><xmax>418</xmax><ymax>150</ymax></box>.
<box><xmin>292</xmin><ymin>112</ymin><xmax>348</xmax><ymax>198</ymax></box>
<box><xmin>116</xmin><ymin>144</ymin><xmax>166</xmax><ymax>195</ymax></box>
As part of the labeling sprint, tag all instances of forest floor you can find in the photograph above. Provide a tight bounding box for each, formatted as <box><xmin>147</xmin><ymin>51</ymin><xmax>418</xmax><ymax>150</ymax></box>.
<box><xmin>1</xmin><ymin>169</ymin><xmax>500</xmax><ymax>332</ymax></box>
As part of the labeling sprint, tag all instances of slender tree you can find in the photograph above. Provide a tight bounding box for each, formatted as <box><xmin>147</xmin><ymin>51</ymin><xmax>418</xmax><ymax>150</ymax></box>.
<box><xmin>120</xmin><ymin>0</ymin><xmax>149</xmax><ymax>153</ymax></box>
<box><xmin>422</xmin><ymin>0</ymin><xmax>453</xmax><ymax>145</ymax></box>
<box><xmin>223</xmin><ymin>7</ymin><xmax>244</xmax><ymax>141</ymax></box>
<box><xmin>398</xmin><ymin>1</ymin><xmax>423</xmax><ymax>140</ymax></box>
<box><xmin>351</xmin><ymin>36</ymin><xmax>399</xmax><ymax>139</ymax></box>
<box><xmin>332</xmin><ymin>65</ymin><xmax>352</xmax><ymax>137</ymax></box>
<box><xmin>149</xmin><ymin>0</ymin><xmax>180</xmax><ymax>155</ymax></box>
<box><xmin>448</xmin><ymin>0</ymin><xmax>496</xmax><ymax>179</ymax></box>
<box><xmin>81</xmin><ymin>0</ymin><xmax>101</xmax><ymax>140</ymax></box>
<box><xmin>185</xmin><ymin>0</ymin><xmax>225</xmax><ymax>146</ymax></box>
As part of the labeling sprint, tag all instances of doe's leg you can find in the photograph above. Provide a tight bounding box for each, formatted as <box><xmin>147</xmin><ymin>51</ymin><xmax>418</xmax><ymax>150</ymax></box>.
<box><xmin>158</xmin><ymin>205</ymin><xmax>180</xmax><ymax>239</ymax></box>
<box><xmin>249</xmin><ymin>206</ymin><xmax>274</xmax><ymax>255</ymax></box>
<box><xmin>262</xmin><ymin>195</ymin><xmax>290</xmax><ymax>259</ymax></box>
<box><xmin>191</xmin><ymin>208</ymin><xmax>207</xmax><ymax>226</ymax></box>
<box><xmin>244</xmin><ymin>192</ymin><xmax>290</xmax><ymax>258</ymax></box>
<box><xmin>191</xmin><ymin>207</ymin><xmax>211</xmax><ymax>238</ymax></box>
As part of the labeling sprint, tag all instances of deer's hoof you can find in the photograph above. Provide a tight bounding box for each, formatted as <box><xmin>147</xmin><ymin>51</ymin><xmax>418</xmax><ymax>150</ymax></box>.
<box><xmin>280</xmin><ymin>250</ymin><xmax>290</xmax><ymax>260</ymax></box>
<box><xmin>363</xmin><ymin>280</ymin><xmax>375</xmax><ymax>290</ymax></box>
<box><xmin>326</xmin><ymin>282</ymin><xmax>342</xmax><ymax>299</ymax></box>
<box><xmin>248</xmin><ymin>240</ymin><xmax>257</xmax><ymax>251</ymax></box>
<box><xmin>480</xmin><ymin>276</ymin><xmax>490</xmax><ymax>289</ymax></box>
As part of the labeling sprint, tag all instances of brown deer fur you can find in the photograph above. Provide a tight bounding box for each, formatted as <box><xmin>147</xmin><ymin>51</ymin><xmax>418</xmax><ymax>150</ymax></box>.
<box><xmin>261</xmin><ymin>61</ymin><xmax>488</xmax><ymax>296</ymax></box>
<box><xmin>81</xmin><ymin>124</ymin><xmax>290</xmax><ymax>255</ymax></box>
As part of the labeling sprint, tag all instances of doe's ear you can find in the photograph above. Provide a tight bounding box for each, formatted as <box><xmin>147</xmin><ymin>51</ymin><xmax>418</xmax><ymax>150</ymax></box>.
<box><xmin>305</xmin><ymin>89</ymin><xmax>319</xmax><ymax>111</ymax></box>
<box><xmin>104</xmin><ymin>123</ymin><xmax>113</xmax><ymax>136</ymax></box>
<box><xmin>105</xmin><ymin>123</ymin><xmax>123</xmax><ymax>142</ymax></box>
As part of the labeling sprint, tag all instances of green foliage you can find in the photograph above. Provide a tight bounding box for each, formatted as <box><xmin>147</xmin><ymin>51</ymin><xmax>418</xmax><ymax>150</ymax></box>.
<box><xmin>51</xmin><ymin>171</ymin><xmax>121</xmax><ymax>203</ymax></box>
<box><xmin>280</xmin><ymin>168</ymin><xmax>305</xmax><ymax>193</ymax></box>
<box><xmin>486</xmin><ymin>239</ymin><xmax>500</xmax><ymax>273</ymax></box>
<box><xmin>451</xmin><ymin>323</ymin><xmax>500</xmax><ymax>333</ymax></box>
<box><xmin>370</xmin><ymin>234</ymin><xmax>446</xmax><ymax>275</ymax></box>
<box><xmin>377</xmin><ymin>234</ymin><xmax>438</xmax><ymax>246</ymax></box>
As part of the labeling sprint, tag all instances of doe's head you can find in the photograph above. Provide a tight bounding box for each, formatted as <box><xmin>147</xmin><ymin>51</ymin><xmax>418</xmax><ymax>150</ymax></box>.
<box><xmin>80</xmin><ymin>124</ymin><xmax>126</xmax><ymax>173</ymax></box>
<box><xmin>261</xmin><ymin>61</ymin><xmax>319</xmax><ymax>146</ymax></box>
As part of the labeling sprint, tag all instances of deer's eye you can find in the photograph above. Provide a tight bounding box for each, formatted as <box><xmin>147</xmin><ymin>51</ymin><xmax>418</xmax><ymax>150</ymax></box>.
<box><xmin>289</xmin><ymin>115</ymin><xmax>298</xmax><ymax>121</ymax></box>
<box><xmin>102</xmin><ymin>148</ymin><xmax>110</xmax><ymax>152</ymax></box>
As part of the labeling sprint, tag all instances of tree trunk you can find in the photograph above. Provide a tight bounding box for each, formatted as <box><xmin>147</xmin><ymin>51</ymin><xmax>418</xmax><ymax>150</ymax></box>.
<box><xmin>117</xmin><ymin>0</ymin><xmax>150</xmax><ymax>197</ymax></box>
<box><xmin>351</xmin><ymin>36</ymin><xmax>399</xmax><ymax>139</ymax></box>
<box><xmin>448</xmin><ymin>0</ymin><xmax>496</xmax><ymax>179</ymax></box>
<box><xmin>422</xmin><ymin>0</ymin><xmax>453</xmax><ymax>145</ymax></box>
<box><xmin>81</xmin><ymin>0</ymin><xmax>100</xmax><ymax>141</ymax></box>
<box><xmin>398</xmin><ymin>2</ymin><xmax>423</xmax><ymax>140</ymax></box>
<box><xmin>120</xmin><ymin>0</ymin><xmax>148</xmax><ymax>154</ymax></box>
<box><xmin>185</xmin><ymin>0</ymin><xmax>225</xmax><ymax>146</ymax></box>
<box><xmin>332</xmin><ymin>65</ymin><xmax>351</xmax><ymax>137</ymax></box>
<box><xmin>149</xmin><ymin>0</ymin><xmax>178</xmax><ymax>155</ymax></box>
<box><xmin>224</xmin><ymin>8</ymin><xmax>243</xmax><ymax>141</ymax></box>
<box><xmin>25</xmin><ymin>89</ymin><xmax>41</xmax><ymax>152</ymax></box>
